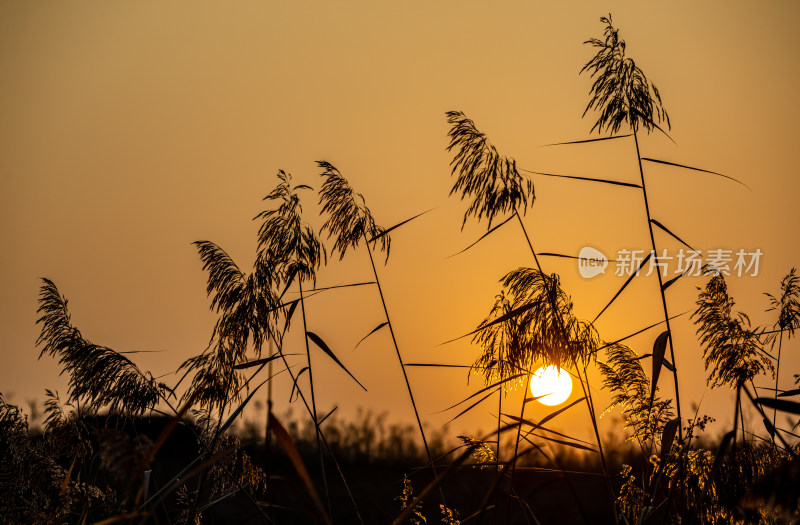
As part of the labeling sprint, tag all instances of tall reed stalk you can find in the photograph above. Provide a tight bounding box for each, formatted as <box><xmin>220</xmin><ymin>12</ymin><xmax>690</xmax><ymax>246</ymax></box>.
<box><xmin>317</xmin><ymin>161</ymin><xmax>445</xmax><ymax>503</ymax></box>
<box><xmin>580</xmin><ymin>14</ymin><xmax>684</xmax><ymax>447</ymax></box>
<box><xmin>444</xmin><ymin>111</ymin><xmax>615</xmax><ymax>521</ymax></box>
<box><xmin>765</xmin><ymin>268</ymin><xmax>800</xmax><ymax>443</ymax></box>
<box><xmin>512</xmin><ymin>210</ymin><xmax>615</xmax><ymax>521</ymax></box>
<box><xmin>632</xmin><ymin>130</ymin><xmax>685</xmax><ymax>439</ymax></box>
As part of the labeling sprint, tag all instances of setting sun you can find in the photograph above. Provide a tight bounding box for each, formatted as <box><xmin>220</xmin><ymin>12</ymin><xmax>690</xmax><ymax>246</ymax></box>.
<box><xmin>530</xmin><ymin>366</ymin><xmax>572</xmax><ymax>406</ymax></box>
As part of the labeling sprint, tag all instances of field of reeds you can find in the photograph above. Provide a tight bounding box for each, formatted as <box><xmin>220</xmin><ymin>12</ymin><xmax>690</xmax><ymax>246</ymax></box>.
<box><xmin>3</xmin><ymin>14</ymin><xmax>800</xmax><ymax>525</ymax></box>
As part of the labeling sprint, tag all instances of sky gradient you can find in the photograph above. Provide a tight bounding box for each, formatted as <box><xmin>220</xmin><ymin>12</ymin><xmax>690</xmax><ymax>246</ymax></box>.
<box><xmin>2</xmin><ymin>1</ymin><xmax>800</xmax><ymax>444</ymax></box>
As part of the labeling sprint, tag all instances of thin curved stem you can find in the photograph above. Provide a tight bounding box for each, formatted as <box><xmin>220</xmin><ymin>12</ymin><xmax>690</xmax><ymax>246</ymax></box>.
<box><xmin>299</xmin><ymin>279</ymin><xmax>332</xmax><ymax>520</ymax></box>
<box><xmin>633</xmin><ymin>130</ymin><xmax>684</xmax><ymax>436</ymax></box>
<box><xmin>363</xmin><ymin>234</ymin><xmax>446</xmax><ymax>505</ymax></box>
<box><xmin>270</xmin><ymin>330</ymin><xmax>364</xmax><ymax>524</ymax></box>
<box><xmin>773</xmin><ymin>333</ymin><xmax>784</xmax><ymax>445</ymax></box>
<box><xmin>495</xmin><ymin>370</ymin><xmax>502</xmax><ymax>524</ymax></box>
<box><xmin>503</xmin><ymin>372</ymin><xmax>532</xmax><ymax>525</ymax></box>
<box><xmin>633</xmin><ymin>129</ymin><xmax>685</xmax><ymax>516</ymax></box>
<box><xmin>511</xmin><ymin>210</ymin><xmax>617</xmax><ymax>523</ymax></box>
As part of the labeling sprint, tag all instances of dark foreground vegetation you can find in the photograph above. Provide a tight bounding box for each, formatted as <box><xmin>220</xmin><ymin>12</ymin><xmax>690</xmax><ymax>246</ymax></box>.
<box><xmin>3</xmin><ymin>14</ymin><xmax>800</xmax><ymax>524</ymax></box>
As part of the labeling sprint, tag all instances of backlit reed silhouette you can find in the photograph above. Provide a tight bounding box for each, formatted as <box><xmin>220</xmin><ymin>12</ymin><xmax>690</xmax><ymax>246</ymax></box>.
<box><xmin>36</xmin><ymin>279</ymin><xmax>163</xmax><ymax>416</ymax></box>
<box><xmin>764</xmin><ymin>268</ymin><xmax>800</xmax><ymax>440</ymax></box>
<box><xmin>579</xmin><ymin>14</ymin><xmax>684</xmax><ymax>449</ymax></box>
<box><xmin>444</xmin><ymin>110</ymin><xmax>615</xmax><ymax>522</ymax></box>
<box><xmin>181</xmin><ymin>170</ymin><xmax>367</xmax><ymax>522</ymax></box>
<box><xmin>317</xmin><ymin>160</ymin><xmax>446</xmax><ymax>503</ymax></box>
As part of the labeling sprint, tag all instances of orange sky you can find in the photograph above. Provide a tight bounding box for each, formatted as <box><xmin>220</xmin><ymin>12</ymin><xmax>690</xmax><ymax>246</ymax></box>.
<box><xmin>2</xmin><ymin>1</ymin><xmax>799</xmax><ymax>445</ymax></box>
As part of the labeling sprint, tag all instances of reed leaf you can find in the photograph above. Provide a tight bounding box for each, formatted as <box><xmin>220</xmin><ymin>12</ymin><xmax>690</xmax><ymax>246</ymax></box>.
<box><xmin>541</xmin><ymin>134</ymin><xmax>632</xmax><ymax>147</ymax></box>
<box><xmin>595</xmin><ymin>309</ymin><xmax>690</xmax><ymax>353</ymax></box>
<box><xmin>649</xmin><ymin>219</ymin><xmax>697</xmax><ymax>252</ymax></box>
<box><xmin>353</xmin><ymin>322</ymin><xmax>388</xmax><ymax>350</ymax></box>
<box><xmin>290</xmin><ymin>366</ymin><xmax>309</xmax><ymax>403</ymax></box>
<box><xmin>233</xmin><ymin>353</ymin><xmax>286</xmax><ymax>370</ymax></box>
<box><xmin>521</xmin><ymin>168</ymin><xmax>642</xmax><ymax>189</ymax></box>
<box><xmin>592</xmin><ymin>251</ymin><xmax>652</xmax><ymax>323</ymax></box>
<box><xmin>660</xmin><ymin>417</ymin><xmax>679</xmax><ymax>457</ymax></box>
<box><xmin>641</xmin><ymin>158</ymin><xmax>749</xmax><ymax>189</ymax></box>
<box><xmin>754</xmin><ymin>398</ymin><xmax>800</xmax><ymax>416</ymax></box>
<box><xmin>440</xmin><ymin>374</ymin><xmax>526</xmax><ymax>413</ymax></box>
<box><xmin>445</xmin><ymin>214</ymin><xmax>515</xmax><ymax>258</ymax></box>
<box><xmin>446</xmin><ymin>389</ymin><xmax>498</xmax><ymax>425</ymax></box>
<box><xmin>650</xmin><ymin>330</ymin><xmax>671</xmax><ymax>405</ymax></box>
<box><xmin>502</xmin><ymin>412</ymin><xmax>595</xmax><ymax>446</ymax></box>
<box><xmin>367</xmin><ymin>208</ymin><xmax>434</xmax><ymax>243</ymax></box>
<box><xmin>538</xmin><ymin>396</ymin><xmax>586</xmax><ymax>427</ymax></box>
<box><xmin>268</xmin><ymin>412</ymin><xmax>332</xmax><ymax>525</ymax></box>
<box><xmin>306</xmin><ymin>332</ymin><xmax>367</xmax><ymax>392</ymax></box>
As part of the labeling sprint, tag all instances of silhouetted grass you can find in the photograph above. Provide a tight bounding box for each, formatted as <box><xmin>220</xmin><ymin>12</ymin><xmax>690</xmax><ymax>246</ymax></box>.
<box><xmin>3</xmin><ymin>12</ymin><xmax>800</xmax><ymax>525</ymax></box>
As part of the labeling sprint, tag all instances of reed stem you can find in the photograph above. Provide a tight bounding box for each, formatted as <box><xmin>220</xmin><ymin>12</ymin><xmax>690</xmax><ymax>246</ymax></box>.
<box><xmin>299</xmin><ymin>279</ymin><xmax>333</xmax><ymax>519</ymax></box>
<box><xmin>363</xmin><ymin>234</ymin><xmax>446</xmax><ymax>505</ymax></box>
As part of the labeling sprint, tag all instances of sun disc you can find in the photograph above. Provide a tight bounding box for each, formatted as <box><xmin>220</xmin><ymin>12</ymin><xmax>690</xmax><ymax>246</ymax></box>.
<box><xmin>530</xmin><ymin>366</ymin><xmax>572</xmax><ymax>406</ymax></box>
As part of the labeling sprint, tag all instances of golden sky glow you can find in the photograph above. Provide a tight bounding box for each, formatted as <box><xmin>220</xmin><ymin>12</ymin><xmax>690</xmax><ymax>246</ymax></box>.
<box><xmin>2</xmin><ymin>1</ymin><xmax>800</xmax><ymax>442</ymax></box>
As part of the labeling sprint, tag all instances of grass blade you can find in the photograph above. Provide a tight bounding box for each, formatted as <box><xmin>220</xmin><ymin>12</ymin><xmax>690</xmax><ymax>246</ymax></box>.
<box><xmin>502</xmin><ymin>412</ymin><xmax>595</xmax><ymax>447</ymax></box>
<box><xmin>438</xmin><ymin>373</ymin><xmax>527</xmax><ymax>413</ymax></box>
<box><xmin>290</xmin><ymin>366</ymin><xmax>309</xmax><ymax>402</ymax></box>
<box><xmin>353</xmin><ymin>322</ymin><xmax>388</xmax><ymax>350</ymax></box>
<box><xmin>505</xmin><ymin>417</ymin><xmax>598</xmax><ymax>452</ymax></box>
<box><xmin>404</xmin><ymin>363</ymin><xmax>472</xmax><ymax>369</ymax></box>
<box><xmin>441</xmin><ymin>301</ymin><xmax>539</xmax><ymax>345</ymax></box>
<box><xmin>318</xmin><ymin>406</ymin><xmax>338</xmax><ymax>426</ymax></box>
<box><xmin>60</xmin><ymin>456</ymin><xmax>76</xmax><ymax>495</ymax></box>
<box><xmin>198</xmin><ymin>486</ymin><xmax>245</xmax><ymax>513</ymax></box>
<box><xmin>762</xmin><ymin>416</ymin><xmax>776</xmax><ymax>438</ymax></box>
<box><xmin>754</xmin><ymin>397</ymin><xmax>800</xmax><ymax>415</ymax></box>
<box><xmin>661</xmin><ymin>272</ymin><xmax>685</xmax><ymax>292</ymax></box>
<box><xmin>629</xmin><ymin>107</ymin><xmax>676</xmax><ymax>144</ymax></box>
<box><xmin>650</xmin><ymin>219</ymin><xmax>696</xmax><ymax>252</ymax></box>
<box><xmin>538</xmin><ymin>396</ymin><xmax>586</xmax><ymax>427</ymax></box>
<box><xmin>233</xmin><ymin>353</ymin><xmax>289</xmax><ymax>370</ymax></box>
<box><xmin>367</xmin><ymin>208</ymin><xmax>434</xmax><ymax>243</ymax></box>
<box><xmin>592</xmin><ymin>252</ymin><xmax>653</xmax><ymax>323</ymax></box>
<box><xmin>445</xmin><ymin>214</ymin><xmax>515</xmax><ymax>258</ymax></box>
<box><xmin>595</xmin><ymin>310</ymin><xmax>691</xmax><ymax>353</ymax></box>
<box><xmin>540</xmin><ymin>134</ymin><xmax>632</xmax><ymax>147</ymax></box>
<box><xmin>446</xmin><ymin>388</ymin><xmax>498</xmax><ymax>425</ymax></box>
<box><xmin>307</xmin><ymin>281</ymin><xmax>376</xmax><ymax>292</ymax></box>
<box><xmin>217</xmin><ymin>379</ymin><xmax>268</xmax><ymax>436</ymax></box>
<box><xmin>307</xmin><ymin>331</ymin><xmax>367</xmax><ymax>392</ymax></box>
<box><xmin>539</xmin><ymin>251</ymin><xmax>618</xmax><ymax>262</ymax></box>
<box><xmin>779</xmin><ymin>388</ymin><xmax>800</xmax><ymax>397</ymax></box>
<box><xmin>526</xmin><ymin>434</ymin><xmax>598</xmax><ymax>453</ymax></box>
<box><xmin>660</xmin><ymin>417</ymin><xmax>680</xmax><ymax>457</ymax></box>
<box><xmin>521</xmin><ymin>168</ymin><xmax>642</xmax><ymax>189</ymax></box>
<box><xmin>650</xmin><ymin>330</ymin><xmax>671</xmax><ymax>405</ymax></box>
<box><xmin>268</xmin><ymin>412</ymin><xmax>332</xmax><ymax>525</ymax></box>
<box><xmin>642</xmin><ymin>157</ymin><xmax>749</xmax><ymax>189</ymax></box>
